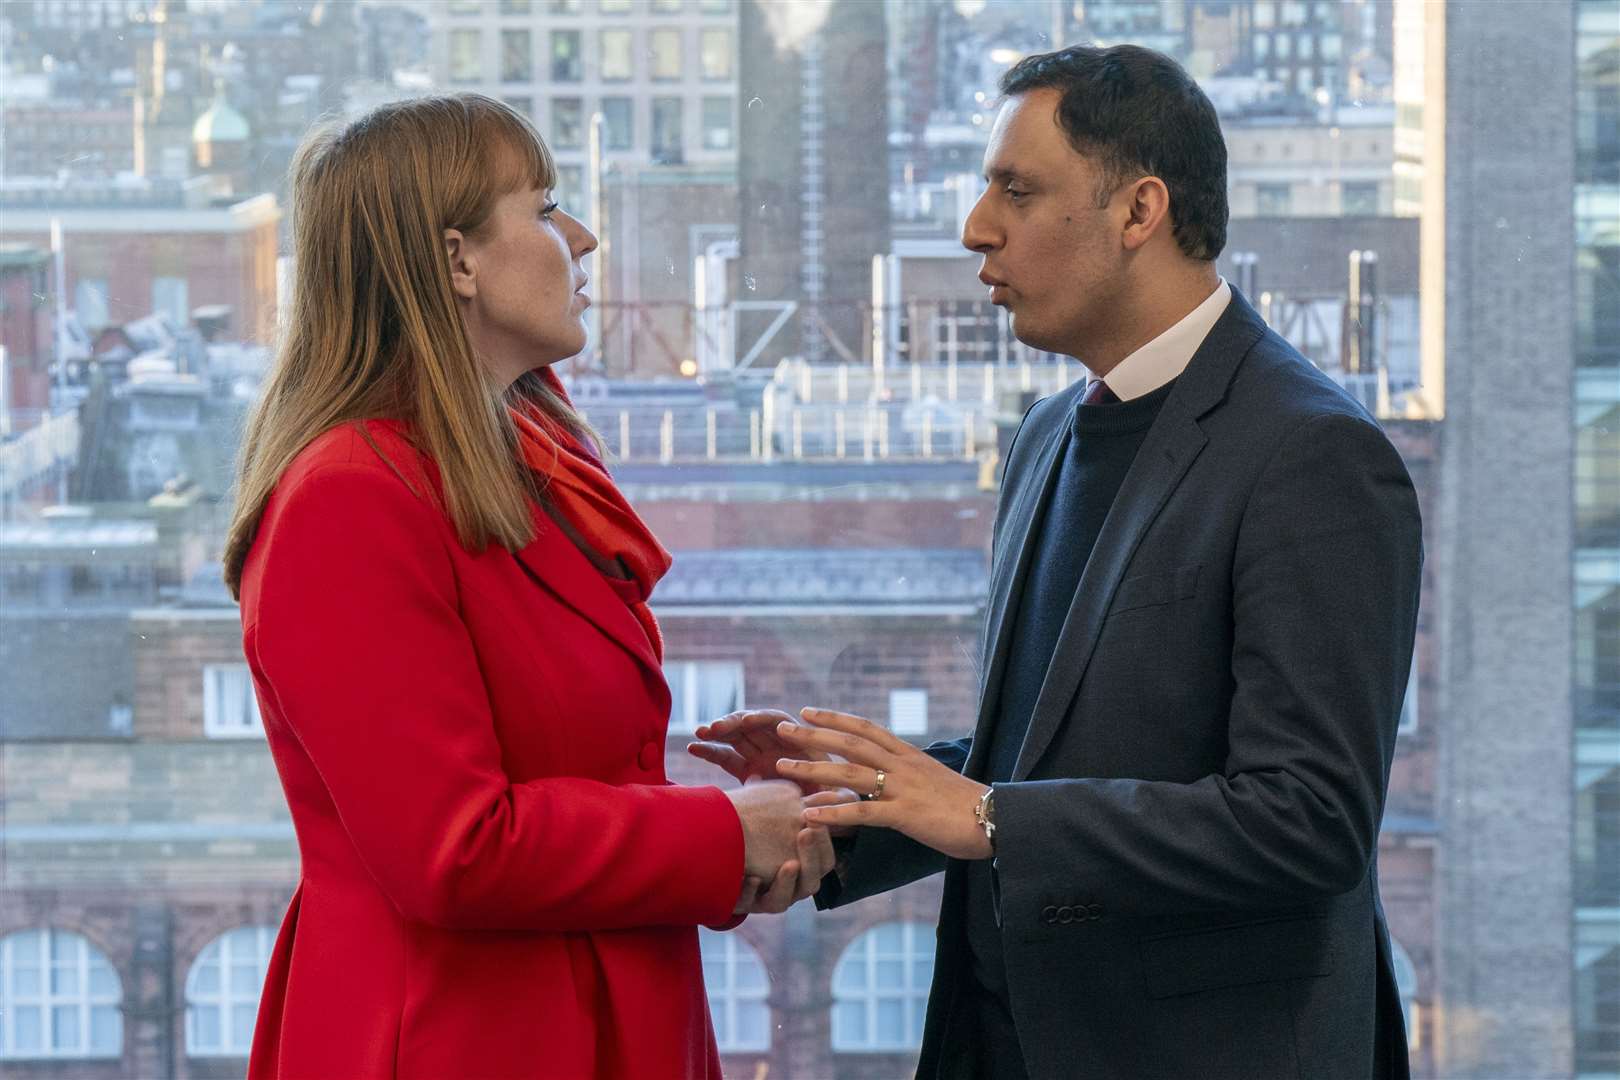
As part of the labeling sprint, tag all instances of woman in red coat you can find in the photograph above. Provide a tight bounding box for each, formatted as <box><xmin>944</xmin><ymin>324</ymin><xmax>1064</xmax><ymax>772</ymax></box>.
<box><xmin>222</xmin><ymin>94</ymin><xmax>835</xmax><ymax>1079</ymax></box>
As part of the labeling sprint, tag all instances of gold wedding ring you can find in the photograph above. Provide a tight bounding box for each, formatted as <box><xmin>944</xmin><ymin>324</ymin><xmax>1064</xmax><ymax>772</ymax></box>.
<box><xmin>864</xmin><ymin>769</ymin><xmax>887</xmax><ymax>801</ymax></box>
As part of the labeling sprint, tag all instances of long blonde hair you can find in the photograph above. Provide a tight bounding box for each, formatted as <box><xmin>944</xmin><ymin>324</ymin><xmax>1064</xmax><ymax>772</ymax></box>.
<box><xmin>223</xmin><ymin>94</ymin><xmax>597</xmax><ymax>599</ymax></box>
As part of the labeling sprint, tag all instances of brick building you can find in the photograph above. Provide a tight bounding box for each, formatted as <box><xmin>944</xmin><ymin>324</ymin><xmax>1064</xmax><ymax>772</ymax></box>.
<box><xmin>0</xmin><ymin>427</ymin><xmax>1442</xmax><ymax>1077</ymax></box>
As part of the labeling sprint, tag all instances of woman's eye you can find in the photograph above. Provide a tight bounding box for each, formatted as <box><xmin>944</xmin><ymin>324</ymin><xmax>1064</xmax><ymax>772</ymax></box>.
<box><xmin>541</xmin><ymin>201</ymin><xmax>560</xmax><ymax>219</ymax></box>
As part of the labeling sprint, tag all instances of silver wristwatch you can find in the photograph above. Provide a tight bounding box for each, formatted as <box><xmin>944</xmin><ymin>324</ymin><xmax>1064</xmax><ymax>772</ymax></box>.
<box><xmin>974</xmin><ymin>786</ymin><xmax>997</xmax><ymax>852</ymax></box>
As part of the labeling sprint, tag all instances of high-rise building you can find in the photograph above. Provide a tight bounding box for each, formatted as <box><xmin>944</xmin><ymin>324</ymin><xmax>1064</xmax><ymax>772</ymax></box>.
<box><xmin>1574</xmin><ymin>1</ymin><xmax>1620</xmax><ymax>1074</ymax></box>
<box><xmin>1427</xmin><ymin>1</ymin><xmax>1581</xmax><ymax>1074</ymax></box>
<box><xmin>427</xmin><ymin>0</ymin><xmax>741</xmax><ymax>215</ymax></box>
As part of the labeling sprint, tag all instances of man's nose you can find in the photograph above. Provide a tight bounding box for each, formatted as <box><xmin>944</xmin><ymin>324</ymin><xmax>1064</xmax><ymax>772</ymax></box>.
<box><xmin>960</xmin><ymin>194</ymin><xmax>997</xmax><ymax>253</ymax></box>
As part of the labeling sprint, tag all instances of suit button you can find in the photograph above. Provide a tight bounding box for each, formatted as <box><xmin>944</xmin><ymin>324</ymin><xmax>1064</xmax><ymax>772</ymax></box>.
<box><xmin>1041</xmin><ymin>906</ymin><xmax>1059</xmax><ymax>925</ymax></box>
<box><xmin>1086</xmin><ymin>904</ymin><xmax>1104</xmax><ymax>921</ymax></box>
<box><xmin>1057</xmin><ymin>906</ymin><xmax>1075</xmax><ymax>925</ymax></box>
<box><xmin>637</xmin><ymin>739</ymin><xmax>661</xmax><ymax>772</ymax></box>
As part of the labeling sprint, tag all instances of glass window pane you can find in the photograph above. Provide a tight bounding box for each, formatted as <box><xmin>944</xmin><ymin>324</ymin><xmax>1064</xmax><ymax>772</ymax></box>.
<box><xmin>553</xmin><ymin>98</ymin><xmax>584</xmax><ymax>149</ymax></box>
<box><xmin>14</xmin><ymin>1005</ymin><xmax>43</xmax><ymax>1051</ymax></box>
<box><xmin>500</xmin><ymin>0</ymin><xmax>532</xmax><ymax>12</ymax></box>
<box><xmin>89</xmin><ymin>957</ymin><xmax>118</xmax><ymax>997</ymax></box>
<box><xmin>52</xmin><ymin>1004</ymin><xmax>81</xmax><ymax>1050</ymax></box>
<box><xmin>600</xmin><ymin>0</ymin><xmax>632</xmax><ymax>11</ymax></box>
<box><xmin>699</xmin><ymin>0</ymin><xmax>732</xmax><ymax>11</ymax></box>
<box><xmin>832</xmin><ymin>1000</ymin><xmax>865</xmax><ymax>1045</ymax></box>
<box><xmin>735</xmin><ymin>955</ymin><xmax>766</xmax><ymax>989</ymax></box>
<box><xmin>192</xmin><ymin>960</ymin><xmax>219</xmax><ymax>996</ymax></box>
<box><xmin>737</xmin><ymin>1002</ymin><xmax>768</xmax><ymax>1047</ymax></box>
<box><xmin>449</xmin><ymin>30</ymin><xmax>481</xmax><ymax>84</ymax></box>
<box><xmin>603</xmin><ymin>98</ymin><xmax>633</xmax><ymax>150</ymax></box>
<box><xmin>875</xmin><ymin>959</ymin><xmax>903</xmax><ymax>988</ymax></box>
<box><xmin>702</xmin><ymin>96</ymin><xmax>733</xmax><ymax>151</ymax></box>
<box><xmin>551</xmin><ymin>0</ymin><xmax>583</xmax><ymax>11</ymax></box>
<box><xmin>90</xmin><ymin>1005</ymin><xmax>121</xmax><ymax>1053</ymax></box>
<box><xmin>652</xmin><ymin>97</ymin><xmax>683</xmax><ymax>164</ymax></box>
<box><xmin>651</xmin><ymin>29</ymin><xmax>682</xmax><ymax>81</ymax></box>
<box><xmin>652</xmin><ymin>0</ymin><xmax>683</xmax><ymax>10</ymax></box>
<box><xmin>50</xmin><ymin>932</ymin><xmax>78</xmax><ymax>965</ymax></box>
<box><xmin>700</xmin><ymin>29</ymin><xmax>732</xmax><ymax>81</ymax></box>
<box><xmin>231</xmin><ymin>1004</ymin><xmax>257</xmax><ymax>1049</ymax></box>
<box><xmin>601</xmin><ymin>29</ymin><xmax>633</xmax><ymax>81</ymax></box>
<box><xmin>501</xmin><ymin>29</ymin><xmax>532</xmax><ymax>83</ymax></box>
<box><xmin>52</xmin><ymin>964</ymin><xmax>80</xmax><ymax>995</ymax></box>
<box><xmin>193</xmin><ymin>1004</ymin><xmax>221</xmax><ymax>1050</ymax></box>
<box><xmin>14</xmin><ymin>963</ymin><xmax>42</xmax><ymax>996</ymax></box>
<box><xmin>875</xmin><ymin>997</ymin><xmax>905</xmax><ymax>1043</ymax></box>
<box><xmin>552</xmin><ymin>30</ymin><xmax>582</xmax><ymax>82</ymax></box>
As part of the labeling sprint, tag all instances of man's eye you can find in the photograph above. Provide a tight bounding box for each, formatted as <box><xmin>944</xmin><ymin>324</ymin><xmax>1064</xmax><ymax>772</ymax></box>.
<box><xmin>1006</xmin><ymin>188</ymin><xmax>1026</xmax><ymax>201</ymax></box>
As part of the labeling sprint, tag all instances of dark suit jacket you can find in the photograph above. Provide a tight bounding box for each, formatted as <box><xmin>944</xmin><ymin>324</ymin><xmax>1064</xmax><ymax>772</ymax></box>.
<box><xmin>819</xmin><ymin>289</ymin><xmax>1421</xmax><ymax>1080</ymax></box>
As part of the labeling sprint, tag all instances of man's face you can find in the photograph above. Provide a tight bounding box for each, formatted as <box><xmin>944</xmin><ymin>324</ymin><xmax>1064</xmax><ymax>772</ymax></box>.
<box><xmin>961</xmin><ymin>88</ymin><xmax>1130</xmax><ymax>360</ymax></box>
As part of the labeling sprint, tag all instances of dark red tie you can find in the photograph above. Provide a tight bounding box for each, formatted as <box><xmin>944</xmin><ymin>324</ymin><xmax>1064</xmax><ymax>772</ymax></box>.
<box><xmin>1083</xmin><ymin>379</ymin><xmax>1119</xmax><ymax>405</ymax></box>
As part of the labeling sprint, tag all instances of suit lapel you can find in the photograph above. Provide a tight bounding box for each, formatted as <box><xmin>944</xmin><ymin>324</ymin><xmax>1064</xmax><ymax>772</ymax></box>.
<box><xmin>1007</xmin><ymin>288</ymin><xmax>1270</xmax><ymax>781</ymax></box>
<box><xmin>963</xmin><ymin>412</ymin><xmax>1072</xmax><ymax>781</ymax></box>
<box><xmin>510</xmin><ymin>505</ymin><xmax>664</xmax><ymax>680</ymax></box>
<box><xmin>1009</xmin><ymin>416</ymin><xmax>1207</xmax><ymax>780</ymax></box>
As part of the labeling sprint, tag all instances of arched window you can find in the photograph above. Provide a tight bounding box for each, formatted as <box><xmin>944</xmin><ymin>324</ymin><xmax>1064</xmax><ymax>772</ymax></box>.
<box><xmin>831</xmin><ymin>921</ymin><xmax>935</xmax><ymax>1052</ymax></box>
<box><xmin>699</xmin><ymin>928</ymin><xmax>771</xmax><ymax>1052</ymax></box>
<box><xmin>0</xmin><ymin>928</ymin><xmax>123</xmax><ymax>1059</ymax></box>
<box><xmin>185</xmin><ymin>926</ymin><xmax>275</xmax><ymax>1057</ymax></box>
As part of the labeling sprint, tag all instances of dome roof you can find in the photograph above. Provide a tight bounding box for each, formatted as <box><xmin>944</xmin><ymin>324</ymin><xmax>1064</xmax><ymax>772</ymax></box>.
<box><xmin>193</xmin><ymin>95</ymin><xmax>249</xmax><ymax>144</ymax></box>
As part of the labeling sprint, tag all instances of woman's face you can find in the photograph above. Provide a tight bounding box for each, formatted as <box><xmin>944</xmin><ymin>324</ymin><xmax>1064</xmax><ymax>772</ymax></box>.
<box><xmin>446</xmin><ymin>182</ymin><xmax>598</xmax><ymax>389</ymax></box>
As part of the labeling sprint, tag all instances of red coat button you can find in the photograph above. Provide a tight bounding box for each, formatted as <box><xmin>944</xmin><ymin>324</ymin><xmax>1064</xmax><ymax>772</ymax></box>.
<box><xmin>638</xmin><ymin>740</ymin><xmax>661</xmax><ymax>772</ymax></box>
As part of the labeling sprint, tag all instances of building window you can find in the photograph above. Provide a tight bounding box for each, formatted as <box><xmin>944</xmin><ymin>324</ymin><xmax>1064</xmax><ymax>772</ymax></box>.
<box><xmin>1343</xmin><ymin>181</ymin><xmax>1380</xmax><ymax>216</ymax></box>
<box><xmin>1389</xmin><ymin>936</ymin><xmax>1418</xmax><ymax>1046</ymax></box>
<box><xmin>832</xmin><ymin>922</ymin><xmax>935</xmax><ymax>1052</ymax></box>
<box><xmin>700</xmin><ymin>28</ymin><xmax>733</xmax><ymax>80</ymax></box>
<box><xmin>888</xmin><ymin>689</ymin><xmax>929</xmax><ymax>736</ymax></box>
<box><xmin>552</xmin><ymin>98</ymin><xmax>584</xmax><ymax>150</ymax></box>
<box><xmin>602</xmin><ymin>96</ymin><xmax>634</xmax><ymax>150</ymax></box>
<box><xmin>504</xmin><ymin>95</ymin><xmax>534</xmax><ymax>119</ymax></box>
<box><xmin>74</xmin><ymin>278</ymin><xmax>109</xmax><ymax>331</ymax></box>
<box><xmin>1276</xmin><ymin>33</ymin><xmax>1293</xmax><ymax>60</ymax></box>
<box><xmin>699</xmin><ymin>929</ymin><xmax>770</xmax><ymax>1052</ymax></box>
<box><xmin>0</xmin><ymin>928</ymin><xmax>123</xmax><ymax>1060</ymax></box>
<box><xmin>499</xmin><ymin>0</ymin><xmax>532</xmax><ymax>12</ymax></box>
<box><xmin>1254</xmin><ymin>0</ymin><xmax>1275</xmax><ymax>28</ymax></box>
<box><xmin>1298</xmin><ymin>34</ymin><xmax>1314</xmax><ymax>60</ymax></box>
<box><xmin>185</xmin><ymin>927</ymin><xmax>274</xmax><ymax>1058</ymax></box>
<box><xmin>552</xmin><ymin>30</ymin><xmax>583</xmax><ymax>82</ymax></box>
<box><xmin>699</xmin><ymin>0</ymin><xmax>732</xmax><ymax>11</ymax></box>
<box><xmin>204</xmin><ymin>664</ymin><xmax>264</xmax><ymax>739</ymax></box>
<box><xmin>665</xmin><ymin>660</ymin><xmax>743</xmax><ymax>733</ymax></box>
<box><xmin>557</xmin><ymin>165</ymin><xmax>585</xmax><ymax>205</ymax></box>
<box><xmin>1257</xmin><ymin>183</ymin><xmax>1293</xmax><ymax>216</ymax></box>
<box><xmin>651</xmin><ymin>96</ymin><xmax>684</xmax><ymax>163</ymax></box>
<box><xmin>152</xmin><ymin>276</ymin><xmax>188</xmax><ymax>327</ymax></box>
<box><xmin>1295</xmin><ymin>68</ymin><xmax>1315</xmax><ymax>94</ymax></box>
<box><xmin>651</xmin><ymin>28</ymin><xmax>683</xmax><ymax>81</ymax></box>
<box><xmin>701</xmin><ymin>96</ymin><xmax>733</xmax><ymax>150</ymax></box>
<box><xmin>449</xmin><ymin>29</ymin><xmax>482</xmax><ymax>84</ymax></box>
<box><xmin>448</xmin><ymin>0</ymin><xmax>483</xmax><ymax>12</ymax></box>
<box><xmin>601</xmin><ymin>28</ymin><xmax>633</xmax><ymax>81</ymax></box>
<box><xmin>1254</xmin><ymin>33</ymin><xmax>1270</xmax><ymax>60</ymax></box>
<box><xmin>1322</xmin><ymin>35</ymin><xmax>1342</xmax><ymax>61</ymax></box>
<box><xmin>600</xmin><ymin>0</ymin><xmax>632</xmax><ymax>12</ymax></box>
<box><xmin>551</xmin><ymin>0</ymin><xmax>582</xmax><ymax>11</ymax></box>
<box><xmin>651</xmin><ymin>0</ymin><xmax>683</xmax><ymax>10</ymax></box>
<box><xmin>501</xmin><ymin>29</ymin><xmax>532</xmax><ymax>82</ymax></box>
<box><xmin>1398</xmin><ymin>655</ymin><xmax>1419</xmax><ymax>735</ymax></box>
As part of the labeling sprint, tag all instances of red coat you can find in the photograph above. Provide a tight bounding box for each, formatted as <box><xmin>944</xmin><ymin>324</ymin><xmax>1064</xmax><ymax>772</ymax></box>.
<box><xmin>238</xmin><ymin>420</ymin><xmax>745</xmax><ymax>1079</ymax></box>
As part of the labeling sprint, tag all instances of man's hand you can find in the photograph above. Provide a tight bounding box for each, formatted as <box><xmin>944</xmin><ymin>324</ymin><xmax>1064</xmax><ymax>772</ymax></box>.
<box><xmin>778</xmin><ymin>707</ymin><xmax>992</xmax><ymax>861</ymax></box>
<box><xmin>689</xmin><ymin>709</ymin><xmax>835</xmax><ymax>796</ymax></box>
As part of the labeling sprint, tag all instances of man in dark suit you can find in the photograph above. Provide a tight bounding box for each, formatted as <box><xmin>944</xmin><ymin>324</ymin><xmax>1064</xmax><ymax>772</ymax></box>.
<box><xmin>689</xmin><ymin>44</ymin><xmax>1420</xmax><ymax>1080</ymax></box>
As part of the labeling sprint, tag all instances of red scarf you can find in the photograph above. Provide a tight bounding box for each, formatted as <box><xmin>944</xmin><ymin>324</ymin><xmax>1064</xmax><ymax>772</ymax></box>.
<box><xmin>509</xmin><ymin>369</ymin><xmax>672</xmax><ymax>662</ymax></box>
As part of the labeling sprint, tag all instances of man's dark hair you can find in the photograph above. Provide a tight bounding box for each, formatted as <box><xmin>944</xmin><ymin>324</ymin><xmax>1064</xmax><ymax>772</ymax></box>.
<box><xmin>1000</xmin><ymin>44</ymin><xmax>1228</xmax><ymax>261</ymax></box>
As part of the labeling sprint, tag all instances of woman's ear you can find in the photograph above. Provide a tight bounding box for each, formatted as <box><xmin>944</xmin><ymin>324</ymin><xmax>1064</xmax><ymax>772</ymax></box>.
<box><xmin>445</xmin><ymin>228</ymin><xmax>477</xmax><ymax>300</ymax></box>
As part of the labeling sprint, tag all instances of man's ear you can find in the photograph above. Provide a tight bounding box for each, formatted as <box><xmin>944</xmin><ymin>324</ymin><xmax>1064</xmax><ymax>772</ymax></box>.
<box><xmin>1120</xmin><ymin>176</ymin><xmax>1172</xmax><ymax>253</ymax></box>
<box><xmin>445</xmin><ymin>228</ymin><xmax>477</xmax><ymax>300</ymax></box>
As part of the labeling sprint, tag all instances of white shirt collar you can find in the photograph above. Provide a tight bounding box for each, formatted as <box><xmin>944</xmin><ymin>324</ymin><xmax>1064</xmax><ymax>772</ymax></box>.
<box><xmin>1089</xmin><ymin>277</ymin><xmax>1232</xmax><ymax>402</ymax></box>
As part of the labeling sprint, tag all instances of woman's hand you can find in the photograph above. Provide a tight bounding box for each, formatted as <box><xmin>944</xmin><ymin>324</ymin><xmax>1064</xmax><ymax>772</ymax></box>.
<box><xmin>731</xmin><ymin>789</ymin><xmax>860</xmax><ymax>914</ymax></box>
<box><xmin>688</xmin><ymin>709</ymin><xmax>835</xmax><ymax>796</ymax></box>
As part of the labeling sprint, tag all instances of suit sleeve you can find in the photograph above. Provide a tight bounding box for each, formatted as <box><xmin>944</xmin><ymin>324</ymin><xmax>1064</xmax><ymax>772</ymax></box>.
<box><xmin>990</xmin><ymin>411</ymin><xmax>1423</xmax><ymax>921</ymax></box>
<box><xmin>816</xmin><ymin>397</ymin><xmax>1049</xmax><ymax>909</ymax></box>
<box><xmin>246</xmin><ymin>462</ymin><xmax>745</xmax><ymax>933</ymax></box>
